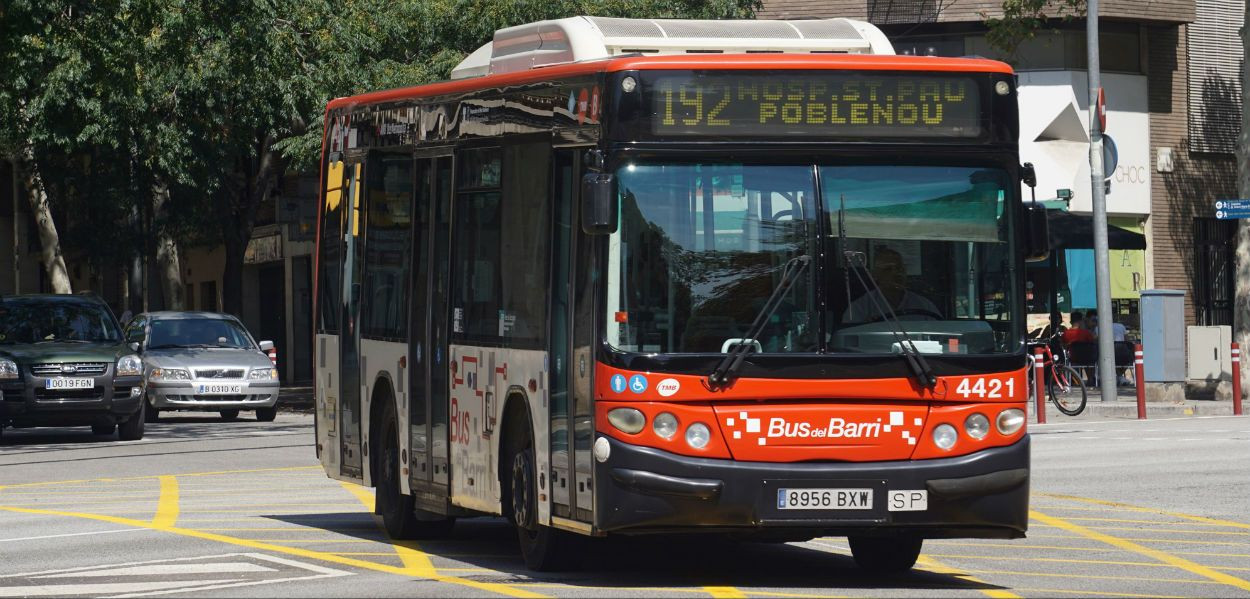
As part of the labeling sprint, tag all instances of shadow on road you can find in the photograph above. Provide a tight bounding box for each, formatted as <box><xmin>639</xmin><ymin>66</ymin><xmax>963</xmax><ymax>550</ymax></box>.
<box><xmin>264</xmin><ymin>514</ymin><xmax>1011</xmax><ymax>593</ymax></box>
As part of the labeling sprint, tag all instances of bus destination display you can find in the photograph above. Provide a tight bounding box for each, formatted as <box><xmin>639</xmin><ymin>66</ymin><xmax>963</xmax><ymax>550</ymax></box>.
<box><xmin>648</xmin><ymin>73</ymin><xmax>982</xmax><ymax>138</ymax></box>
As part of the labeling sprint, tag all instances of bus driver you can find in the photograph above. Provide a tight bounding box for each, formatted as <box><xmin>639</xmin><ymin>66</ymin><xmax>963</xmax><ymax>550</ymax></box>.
<box><xmin>841</xmin><ymin>247</ymin><xmax>942</xmax><ymax>323</ymax></box>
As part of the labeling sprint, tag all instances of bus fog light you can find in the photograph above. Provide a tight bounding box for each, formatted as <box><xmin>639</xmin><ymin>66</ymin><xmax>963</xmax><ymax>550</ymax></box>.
<box><xmin>964</xmin><ymin>413</ymin><xmax>990</xmax><ymax>440</ymax></box>
<box><xmin>653</xmin><ymin>412</ymin><xmax>679</xmax><ymax>439</ymax></box>
<box><xmin>593</xmin><ymin>437</ymin><xmax>611</xmax><ymax>463</ymax></box>
<box><xmin>932</xmin><ymin>424</ymin><xmax>958</xmax><ymax>450</ymax></box>
<box><xmin>607</xmin><ymin>408</ymin><xmax>645</xmax><ymax>434</ymax></box>
<box><xmin>685</xmin><ymin>423</ymin><xmax>711</xmax><ymax>449</ymax></box>
<box><xmin>996</xmin><ymin>409</ymin><xmax>1025</xmax><ymax>435</ymax></box>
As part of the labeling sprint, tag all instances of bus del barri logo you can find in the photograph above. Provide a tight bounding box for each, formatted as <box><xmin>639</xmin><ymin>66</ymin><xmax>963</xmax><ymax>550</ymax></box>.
<box><xmin>723</xmin><ymin>410</ymin><xmax>923</xmax><ymax>446</ymax></box>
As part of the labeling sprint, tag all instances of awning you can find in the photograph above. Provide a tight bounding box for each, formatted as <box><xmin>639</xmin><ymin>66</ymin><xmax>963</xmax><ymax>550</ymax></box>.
<box><xmin>1047</xmin><ymin>210</ymin><xmax>1147</xmax><ymax>250</ymax></box>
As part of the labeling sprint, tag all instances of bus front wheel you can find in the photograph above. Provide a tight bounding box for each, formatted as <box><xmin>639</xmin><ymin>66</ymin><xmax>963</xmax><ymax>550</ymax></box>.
<box><xmin>508</xmin><ymin>426</ymin><xmax>577</xmax><ymax>571</ymax></box>
<box><xmin>848</xmin><ymin>535</ymin><xmax>922</xmax><ymax>574</ymax></box>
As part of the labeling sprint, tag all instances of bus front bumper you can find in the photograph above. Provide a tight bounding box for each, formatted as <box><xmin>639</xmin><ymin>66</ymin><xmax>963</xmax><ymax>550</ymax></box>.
<box><xmin>593</xmin><ymin>435</ymin><xmax>1029</xmax><ymax>539</ymax></box>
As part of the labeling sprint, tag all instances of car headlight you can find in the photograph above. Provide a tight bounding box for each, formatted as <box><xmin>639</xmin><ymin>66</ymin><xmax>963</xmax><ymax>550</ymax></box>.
<box><xmin>117</xmin><ymin>355</ymin><xmax>143</xmax><ymax>377</ymax></box>
<box><xmin>150</xmin><ymin>367</ymin><xmax>191</xmax><ymax>381</ymax></box>
<box><xmin>249</xmin><ymin>367</ymin><xmax>278</xmax><ymax>381</ymax></box>
<box><xmin>0</xmin><ymin>359</ymin><xmax>17</xmax><ymax>380</ymax></box>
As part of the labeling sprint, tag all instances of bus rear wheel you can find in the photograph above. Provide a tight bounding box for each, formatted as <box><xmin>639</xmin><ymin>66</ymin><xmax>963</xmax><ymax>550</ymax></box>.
<box><xmin>508</xmin><ymin>425</ymin><xmax>577</xmax><ymax>571</ymax></box>
<box><xmin>848</xmin><ymin>535</ymin><xmax>922</xmax><ymax>574</ymax></box>
<box><xmin>376</xmin><ymin>401</ymin><xmax>453</xmax><ymax>539</ymax></box>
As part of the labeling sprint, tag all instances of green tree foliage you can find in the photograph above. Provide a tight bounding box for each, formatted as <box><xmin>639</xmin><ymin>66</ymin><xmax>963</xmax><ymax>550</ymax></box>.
<box><xmin>2</xmin><ymin>0</ymin><xmax>759</xmax><ymax>311</ymax></box>
<box><xmin>982</xmin><ymin>0</ymin><xmax>1086</xmax><ymax>58</ymax></box>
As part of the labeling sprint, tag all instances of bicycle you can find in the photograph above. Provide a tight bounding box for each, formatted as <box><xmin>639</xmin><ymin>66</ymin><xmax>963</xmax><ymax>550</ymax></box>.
<box><xmin>1025</xmin><ymin>332</ymin><xmax>1088</xmax><ymax>416</ymax></box>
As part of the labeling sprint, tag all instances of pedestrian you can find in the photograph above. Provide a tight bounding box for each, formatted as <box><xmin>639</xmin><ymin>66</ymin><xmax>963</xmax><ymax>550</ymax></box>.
<box><xmin>1061</xmin><ymin>311</ymin><xmax>1094</xmax><ymax>346</ymax></box>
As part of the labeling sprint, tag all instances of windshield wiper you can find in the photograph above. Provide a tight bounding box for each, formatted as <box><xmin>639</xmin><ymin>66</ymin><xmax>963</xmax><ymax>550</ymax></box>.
<box><xmin>708</xmin><ymin>254</ymin><xmax>811</xmax><ymax>389</ymax></box>
<box><xmin>843</xmin><ymin>250</ymin><xmax>937</xmax><ymax>390</ymax></box>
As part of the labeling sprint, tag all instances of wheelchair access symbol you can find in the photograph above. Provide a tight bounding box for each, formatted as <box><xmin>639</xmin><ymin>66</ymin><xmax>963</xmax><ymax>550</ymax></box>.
<box><xmin>610</xmin><ymin>374</ymin><xmax>627</xmax><ymax>394</ymax></box>
<box><xmin>628</xmin><ymin>374</ymin><xmax>648</xmax><ymax>394</ymax></box>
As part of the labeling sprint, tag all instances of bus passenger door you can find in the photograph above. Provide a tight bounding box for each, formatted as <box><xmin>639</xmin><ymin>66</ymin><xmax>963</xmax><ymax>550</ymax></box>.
<box><xmin>550</xmin><ymin>147</ymin><xmax>596</xmax><ymax>524</ymax></box>
<box><xmin>339</xmin><ymin>159</ymin><xmax>366</xmax><ymax>480</ymax></box>
<box><xmin>409</xmin><ymin>152</ymin><xmax>453</xmax><ymax>497</ymax></box>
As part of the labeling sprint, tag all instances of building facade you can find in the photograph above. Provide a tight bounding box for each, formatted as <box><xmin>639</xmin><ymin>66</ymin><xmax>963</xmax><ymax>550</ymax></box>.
<box><xmin>762</xmin><ymin>0</ymin><xmax>1243</xmax><ymax>329</ymax></box>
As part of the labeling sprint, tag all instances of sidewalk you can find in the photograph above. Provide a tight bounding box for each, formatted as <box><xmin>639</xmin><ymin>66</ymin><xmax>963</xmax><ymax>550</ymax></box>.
<box><xmin>1028</xmin><ymin>385</ymin><xmax>1243</xmax><ymax>420</ymax></box>
<box><xmin>277</xmin><ymin>385</ymin><xmax>314</xmax><ymax>413</ymax></box>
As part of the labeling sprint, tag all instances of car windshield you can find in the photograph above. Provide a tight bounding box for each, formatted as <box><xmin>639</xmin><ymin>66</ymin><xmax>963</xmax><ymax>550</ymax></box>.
<box><xmin>0</xmin><ymin>300</ymin><xmax>122</xmax><ymax>344</ymax></box>
<box><xmin>607</xmin><ymin>162</ymin><xmax>1020</xmax><ymax>356</ymax></box>
<box><xmin>148</xmin><ymin>318</ymin><xmax>256</xmax><ymax>349</ymax></box>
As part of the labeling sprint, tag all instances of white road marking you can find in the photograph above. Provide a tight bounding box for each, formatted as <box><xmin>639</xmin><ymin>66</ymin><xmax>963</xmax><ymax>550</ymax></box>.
<box><xmin>0</xmin><ymin>529</ymin><xmax>151</xmax><ymax>543</ymax></box>
<box><xmin>0</xmin><ymin>580</ymin><xmax>239</xmax><ymax>597</ymax></box>
<box><xmin>34</xmin><ymin>563</ymin><xmax>275</xmax><ymax>578</ymax></box>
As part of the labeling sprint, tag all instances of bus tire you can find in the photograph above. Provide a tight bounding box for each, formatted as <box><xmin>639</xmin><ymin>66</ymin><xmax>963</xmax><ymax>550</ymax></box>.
<box><xmin>848</xmin><ymin>535</ymin><xmax>922</xmax><ymax>574</ymax></box>
<box><xmin>375</xmin><ymin>399</ymin><xmax>455</xmax><ymax>540</ymax></box>
<box><xmin>506</xmin><ymin>410</ymin><xmax>578</xmax><ymax>571</ymax></box>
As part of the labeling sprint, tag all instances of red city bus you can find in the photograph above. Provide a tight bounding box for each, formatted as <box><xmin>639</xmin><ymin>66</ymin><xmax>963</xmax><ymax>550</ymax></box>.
<box><xmin>313</xmin><ymin>16</ymin><xmax>1048</xmax><ymax>572</ymax></box>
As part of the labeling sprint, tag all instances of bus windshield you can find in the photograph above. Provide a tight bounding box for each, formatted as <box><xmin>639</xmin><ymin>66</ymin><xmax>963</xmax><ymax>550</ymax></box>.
<box><xmin>608</xmin><ymin>162</ymin><xmax>1019</xmax><ymax>356</ymax></box>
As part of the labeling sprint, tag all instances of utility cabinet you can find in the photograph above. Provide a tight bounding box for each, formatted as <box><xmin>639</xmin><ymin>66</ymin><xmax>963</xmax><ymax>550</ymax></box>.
<box><xmin>1187</xmin><ymin>325</ymin><xmax>1232</xmax><ymax>382</ymax></box>
<box><xmin>1140</xmin><ymin>289</ymin><xmax>1186</xmax><ymax>383</ymax></box>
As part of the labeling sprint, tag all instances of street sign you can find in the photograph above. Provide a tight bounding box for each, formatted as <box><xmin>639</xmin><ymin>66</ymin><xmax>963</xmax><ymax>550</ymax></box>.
<box><xmin>1102</xmin><ymin>134</ymin><xmax>1118</xmax><ymax>176</ymax></box>
<box><xmin>1214</xmin><ymin>199</ymin><xmax>1250</xmax><ymax>219</ymax></box>
<box><xmin>1096</xmin><ymin>87</ymin><xmax>1107</xmax><ymax>132</ymax></box>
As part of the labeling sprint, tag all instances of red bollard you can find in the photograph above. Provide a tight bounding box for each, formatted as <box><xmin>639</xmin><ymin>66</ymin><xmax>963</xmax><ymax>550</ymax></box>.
<box><xmin>1134</xmin><ymin>344</ymin><xmax>1146</xmax><ymax>420</ymax></box>
<box><xmin>268</xmin><ymin>348</ymin><xmax>278</xmax><ymax>368</ymax></box>
<box><xmin>1233</xmin><ymin>342</ymin><xmax>1242</xmax><ymax>416</ymax></box>
<box><xmin>1034</xmin><ymin>347</ymin><xmax>1046</xmax><ymax>424</ymax></box>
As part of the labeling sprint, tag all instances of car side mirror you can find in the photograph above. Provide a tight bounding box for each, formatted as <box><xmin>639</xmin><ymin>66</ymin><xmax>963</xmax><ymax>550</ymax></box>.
<box><xmin>1024</xmin><ymin>202</ymin><xmax>1050</xmax><ymax>262</ymax></box>
<box><xmin>128</xmin><ymin>341</ymin><xmax>141</xmax><ymax>352</ymax></box>
<box><xmin>581</xmin><ymin>173</ymin><xmax>618</xmax><ymax>235</ymax></box>
<box><xmin>258</xmin><ymin>340</ymin><xmax>274</xmax><ymax>352</ymax></box>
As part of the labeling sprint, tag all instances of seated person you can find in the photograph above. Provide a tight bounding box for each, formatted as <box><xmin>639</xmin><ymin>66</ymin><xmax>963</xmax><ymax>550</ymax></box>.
<box><xmin>841</xmin><ymin>247</ymin><xmax>941</xmax><ymax>323</ymax></box>
<box><xmin>1061</xmin><ymin>310</ymin><xmax>1095</xmax><ymax>346</ymax></box>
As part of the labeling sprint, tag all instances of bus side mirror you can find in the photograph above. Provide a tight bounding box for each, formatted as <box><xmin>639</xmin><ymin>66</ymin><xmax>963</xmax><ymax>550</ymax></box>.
<box><xmin>1024</xmin><ymin>202</ymin><xmax>1050</xmax><ymax>262</ymax></box>
<box><xmin>581</xmin><ymin>173</ymin><xmax>618</xmax><ymax>235</ymax></box>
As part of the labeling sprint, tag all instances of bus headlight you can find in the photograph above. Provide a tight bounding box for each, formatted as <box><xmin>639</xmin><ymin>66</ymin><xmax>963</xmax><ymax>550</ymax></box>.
<box><xmin>685</xmin><ymin>423</ymin><xmax>711</xmax><ymax>449</ymax></box>
<box><xmin>964</xmin><ymin>413</ymin><xmax>990</xmax><ymax>440</ymax></box>
<box><xmin>996</xmin><ymin>409</ymin><xmax>1026</xmax><ymax>435</ymax></box>
<box><xmin>932</xmin><ymin>423</ymin><xmax>958</xmax><ymax>450</ymax></box>
<box><xmin>607</xmin><ymin>408</ymin><xmax>645</xmax><ymax>434</ymax></box>
<box><xmin>653</xmin><ymin>412</ymin><xmax>679</xmax><ymax>439</ymax></box>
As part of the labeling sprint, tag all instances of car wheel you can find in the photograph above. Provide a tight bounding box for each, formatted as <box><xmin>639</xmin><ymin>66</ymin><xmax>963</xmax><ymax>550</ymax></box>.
<box><xmin>144</xmin><ymin>396</ymin><xmax>160</xmax><ymax>423</ymax></box>
<box><xmin>220</xmin><ymin>409</ymin><xmax>240</xmax><ymax>421</ymax></box>
<box><xmin>848</xmin><ymin>535</ymin><xmax>923</xmax><ymax>574</ymax></box>
<box><xmin>118</xmin><ymin>401</ymin><xmax>145</xmax><ymax>441</ymax></box>
<box><xmin>91</xmin><ymin>423</ymin><xmax>116</xmax><ymax>436</ymax></box>
<box><xmin>255</xmin><ymin>407</ymin><xmax>276</xmax><ymax>422</ymax></box>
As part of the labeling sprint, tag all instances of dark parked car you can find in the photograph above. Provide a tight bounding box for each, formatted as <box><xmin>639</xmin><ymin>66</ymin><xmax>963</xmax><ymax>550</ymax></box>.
<box><xmin>0</xmin><ymin>293</ymin><xmax>146</xmax><ymax>440</ymax></box>
<box><xmin>125</xmin><ymin>312</ymin><xmax>280</xmax><ymax>422</ymax></box>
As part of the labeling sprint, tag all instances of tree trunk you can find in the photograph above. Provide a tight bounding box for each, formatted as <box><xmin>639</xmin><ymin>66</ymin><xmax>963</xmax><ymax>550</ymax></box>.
<box><xmin>152</xmin><ymin>180</ymin><xmax>185</xmax><ymax>310</ymax></box>
<box><xmin>1236</xmin><ymin>0</ymin><xmax>1250</xmax><ymax>397</ymax></box>
<box><xmin>20</xmin><ymin>153</ymin><xmax>72</xmax><ymax>294</ymax></box>
<box><xmin>218</xmin><ymin>133</ymin><xmax>281</xmax><ymax>318</ymax></box>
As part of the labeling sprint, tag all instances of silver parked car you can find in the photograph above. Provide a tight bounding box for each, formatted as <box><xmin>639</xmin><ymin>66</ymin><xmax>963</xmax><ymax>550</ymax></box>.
<box><xmin>124</xmin><ymin>312</ymin><xmax>280</xmax><ymax>422</ymax></box>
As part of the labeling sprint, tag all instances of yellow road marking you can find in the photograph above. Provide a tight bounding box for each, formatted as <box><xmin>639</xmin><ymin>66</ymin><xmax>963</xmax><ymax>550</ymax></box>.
<box><xmin>1032</xmin><ymin>509</ymin><xmax>1250</xmax><ymax>592</ymax></box>
<box><xmin>957</xmin><ymin>567</ymin><xmax>1218</xmax><ymax>585</ymax></box>
<box><xmin>336</xmin><ymin>481</ymin><xmax>540</xmax><ymax>597</ymax></box>
<box><xmin>1061</xmin><ymin>516</ymin><xmax>1239</xmax><ymax>527</ymax></box>
<box><xmin>1079</xmin><ymin>526</ymin><xmax>1249</xmax><ymax>536</ymax></box>
<box><xmin>0</xmin><ymin>504</ymin><xmax>544</xmax><ymax>598</ymax></box>
<box><xmin>1011</xmin><ymin>588</ymin><xmax>1178</xmax><ymax>598</ymax></box>
<box><xmin>240</xmin><ymin>539</ymin><xmax>379</xmax><ymax>543</ymax></box>
<box><xmin>0</xmin><ymin>466</ymin><xmax>320</xmax><ymax>490</ymax></box>
<box><xmin>926</xmin><ymin>553</ymin><xmax>1168</xmax><ymax>568</ymax></box>
<box><xmin>702</xmin><ymin>586</ymin><xmax>747</xmax><ymax>598</ymax></box>
<box><xmin>151</xmin><ymin>475</ymin><xmax>179</xmax><ymax>528</ymax></box>
<box><xmin>915</xmin><ymin>556</ymin><xmax>1020</xmax><ymax>598</ymax></box>
<box><xmin>925</xmin><ymin>542</ymin><xmax>1114</xmax><ymax>552</ymax></box>
<box><xmin>1039</xmin><ymin>493</ymin><xmax>1250</xmax><ymax>531</ymax></box>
